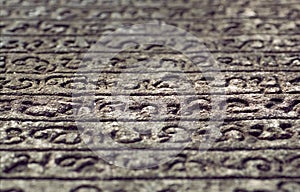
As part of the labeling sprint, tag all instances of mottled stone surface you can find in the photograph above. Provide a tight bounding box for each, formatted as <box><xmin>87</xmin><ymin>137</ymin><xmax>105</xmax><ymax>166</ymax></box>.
<box><xmin>0</xmin><ymin>0</ymin><xmax>300</xmax><ymax>191</ymax></box>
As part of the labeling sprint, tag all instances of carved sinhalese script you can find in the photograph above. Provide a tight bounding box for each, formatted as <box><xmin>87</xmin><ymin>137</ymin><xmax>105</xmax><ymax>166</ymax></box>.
<box><xmin>0</xmin><ymin>0</ymin><xmax>300</xmax><ymax>191</ymax></box>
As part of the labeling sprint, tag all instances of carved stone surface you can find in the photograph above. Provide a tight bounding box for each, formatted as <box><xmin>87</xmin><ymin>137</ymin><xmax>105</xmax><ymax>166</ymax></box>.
<box><xmin>0</xmin><ymin>0</ymin><xmax>300</xmax><ymax>191</ymax></box>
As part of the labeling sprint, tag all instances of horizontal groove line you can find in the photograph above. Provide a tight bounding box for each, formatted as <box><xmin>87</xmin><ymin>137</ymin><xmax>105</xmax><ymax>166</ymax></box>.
<box><xmin>3</xmin><ymin>70</ymin><xmax>300</xmax><ymax>74</ymax></box>
<box><xmin>0</xmin><ymin>18</ymin><xmax>298</xmax><ymax>23</ymax></box>
<box><xmin>0</xmin><ymin>117</ymin><xmax>298</xmax><ymax>122</ymax></box>
<box><xmin>1</xmin><ymin>51</ymin><xmax>300</xmax><ymax>54</ymax></box>
<box><xmin>1</xmin><ymin>3</ymin><xmax>298</xmax><ymax>8</ymax></box>
<box><xmin>0</xmin><ymin>17</ymin><xmax>299</xmax><ymax>21</ymax></box>
<box><xmin>0</xmin><ymin>147</ymin><xmax>300</xmax><ymax>152</ymax></box>
<box><xmin>0</xmin><ymin>49</ymin><xmax>299</xmax><ymax>56</ymax></box>
<box><xmin>2</xmin><ymin>17</ymin><xmax>298</xmax><ymax>24</ymax></box>
<box><xmin>0</xmin><ymin>92</ymin><xmax>299</xmax><ymax>97</ymax></box>
<box><xmin>2</xmin><ymin>33</ymin><xmax>300</xmax><ymax>36</ymax></box>
<box><xmin>1</xmin><ymin>176</ymin><xmax>300</xmax><ymax>181</ymax></box>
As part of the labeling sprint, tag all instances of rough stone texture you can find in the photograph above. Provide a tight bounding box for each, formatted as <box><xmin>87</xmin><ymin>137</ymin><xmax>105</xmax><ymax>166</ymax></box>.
<box><xmin>0</xmin><ymin>0</ymin><xmax>300</xmax><ymax>191</ymax></box>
